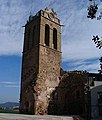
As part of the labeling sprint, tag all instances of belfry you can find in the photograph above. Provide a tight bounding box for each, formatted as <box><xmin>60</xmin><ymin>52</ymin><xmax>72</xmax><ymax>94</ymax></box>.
<box><xmin>19</xmin><ymin>8</ymin><xmax>61</xmax><ymax>114</ymax></box>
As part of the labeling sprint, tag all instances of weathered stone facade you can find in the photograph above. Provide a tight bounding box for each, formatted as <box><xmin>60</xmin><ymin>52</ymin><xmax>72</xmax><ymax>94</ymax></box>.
<box><xmin>20</xmin><ymin>8</ymin><xmax>61</xmax><ymax>114</ymax></box>
<box><xmin>48</xmin><ymin>70</ymin><xmax>89</xmax><ymax>115</ymax></box>
<box><xmin>20</xmin><ymin>8</ymin><xmax>100</xmax><ymax>117</ymax></box>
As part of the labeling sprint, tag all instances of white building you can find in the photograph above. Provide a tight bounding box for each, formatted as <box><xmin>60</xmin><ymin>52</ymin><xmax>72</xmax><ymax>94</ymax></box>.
<box><xmin>90</xmin><ymin>80</ymin><xmax>102</xmax><ymax>120</ymax></box>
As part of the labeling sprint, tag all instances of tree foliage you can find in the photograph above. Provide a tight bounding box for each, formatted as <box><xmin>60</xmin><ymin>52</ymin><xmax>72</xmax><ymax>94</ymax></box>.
<box><xmin>87</xmin><ymin>0</ymin><xmax>102</xmax><ymax>73</ymax></box>
<box><xmin>87</xmin><ymin>0</ymin><xmax>102</xmax><ymax>19</ymax></box>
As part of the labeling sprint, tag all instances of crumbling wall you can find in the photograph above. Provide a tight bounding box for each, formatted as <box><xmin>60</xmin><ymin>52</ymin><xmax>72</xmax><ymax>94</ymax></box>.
<box><xmin>48</xmin><ymin>70</ymin><xmax>88</xmax><ymax>115</ymax></box>
<box><xmin>34</xmin><ymin>46</ymin><xmax>61</xmax><ymax>114</ymax></box>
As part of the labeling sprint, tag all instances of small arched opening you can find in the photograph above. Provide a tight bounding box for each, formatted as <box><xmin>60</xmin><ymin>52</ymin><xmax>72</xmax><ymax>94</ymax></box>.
<box><xmin>53</xmin><ymin>28</ymin><xmax>57</xmax><ymax>49</ymax></box>
<box><xmin>45</xmin><ymin>24</ymin><xmax>50</xmax><ymax>46</ymax></box>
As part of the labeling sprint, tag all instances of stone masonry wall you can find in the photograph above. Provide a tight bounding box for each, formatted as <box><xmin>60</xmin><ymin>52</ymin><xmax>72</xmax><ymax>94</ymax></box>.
<box><xmin>34</xmin><ymin>46</ymin><xmax>61</xmax><ymax>114</ymax></box>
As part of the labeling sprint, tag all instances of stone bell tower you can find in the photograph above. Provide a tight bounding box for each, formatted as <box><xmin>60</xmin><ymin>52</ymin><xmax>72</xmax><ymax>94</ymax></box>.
<box><xmin>20</xmin><ymin>8</ymin><xmax>61</xmax><ymax>114</ymax></box>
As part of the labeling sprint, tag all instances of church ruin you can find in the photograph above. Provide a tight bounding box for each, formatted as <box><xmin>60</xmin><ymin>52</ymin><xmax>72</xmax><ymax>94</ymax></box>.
<box><xmin>19</xmin><ymin>8</ymin><xmax>61</xmax><ymax>114</ymax></box>
<box><xmin>19</xmin><ymin>8</ymin><xmax>102</xmax><ymax>120</ymax></box>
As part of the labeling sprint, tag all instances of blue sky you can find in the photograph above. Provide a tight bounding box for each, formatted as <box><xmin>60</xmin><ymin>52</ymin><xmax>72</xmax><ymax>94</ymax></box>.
<box><xmin>0</xmin><ymin>0</ymin><xmax>102</xmax><ymax>103</ymax></box>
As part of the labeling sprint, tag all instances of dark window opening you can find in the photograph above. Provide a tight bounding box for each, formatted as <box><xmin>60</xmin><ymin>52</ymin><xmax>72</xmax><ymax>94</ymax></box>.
<box><xmin>53</xmin><ymin>28</ymin><xmax>57</xmax><ymax>49</ymax></box>
<box><xmin>45</xmin><ymin>24</ymin><xmax>50</xmax><ymax>46</ymax></box>
<box><xmin>90</xmin><ymin>80</ymin><xmax>94</xmax><ymax>86</ymax></box>
<box><xmin>89</xmin><ymin>77</ymin><xmax>95</xmax><ymax>86</ymax></box>
<box><xmin>32</xmin><ymin>26</ymin><xmax>35</xmax><ymax>47</ymax></box>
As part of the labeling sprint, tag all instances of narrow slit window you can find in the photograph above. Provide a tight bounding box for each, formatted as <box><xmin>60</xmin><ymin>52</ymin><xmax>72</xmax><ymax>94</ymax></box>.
<box><xmin>45</xmin><ymin>24</ymin><xmax>50</xmax><ymax>46</ymax></box>
<box><xmin>53</xmin><ymin>28</ymin><xmax>57</xmax><ymax>49</ymax></box>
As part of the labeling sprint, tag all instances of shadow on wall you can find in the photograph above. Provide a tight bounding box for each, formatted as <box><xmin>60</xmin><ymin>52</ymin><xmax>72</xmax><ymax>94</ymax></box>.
<box><xmin>48</xmin><ymin>70</ymin><xmax>88</xmax><ymax>116</ymax></box>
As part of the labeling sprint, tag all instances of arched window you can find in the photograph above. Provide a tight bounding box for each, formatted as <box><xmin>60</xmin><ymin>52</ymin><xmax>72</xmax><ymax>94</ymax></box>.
<box><xmin>53</xmin><ymin>28</ymin><xmax>57</xmax><ymax>49</ymax></box>
<box><xmin>45</xmin><ymin>24</ymin><xmax>50</xmax><ymax>46</ymax></box>
<box><xmin>32</xmin><ymin>26</ymin><xmax>35</xmax><ymax>47</ymax></box>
